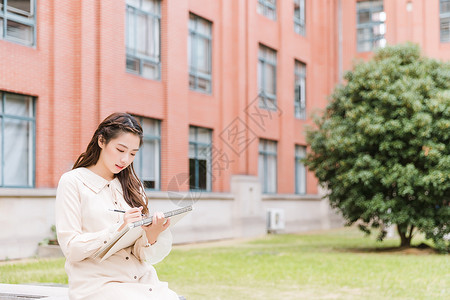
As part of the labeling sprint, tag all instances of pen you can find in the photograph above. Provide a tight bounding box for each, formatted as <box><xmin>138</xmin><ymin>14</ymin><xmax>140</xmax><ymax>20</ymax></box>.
<box><xmin>108</xmin><ymin>208</ymin><xmax>146</xmax><ymax>216</ymax></box>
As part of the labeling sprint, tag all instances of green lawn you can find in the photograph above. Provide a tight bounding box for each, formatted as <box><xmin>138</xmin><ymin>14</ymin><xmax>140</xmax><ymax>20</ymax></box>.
<box><xmin>1</xmin><ymin>227</ymin><xmax>448</xmax><ymax>299</ymax></box>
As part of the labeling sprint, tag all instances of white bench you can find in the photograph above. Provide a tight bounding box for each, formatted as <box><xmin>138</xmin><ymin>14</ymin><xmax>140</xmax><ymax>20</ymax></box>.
<box><xmin>0</xmin><ymin>283</ymin><xmax>69</xmax><ymax>300</ymax></box>
<box><xmin>0</xmin><ymin>284</ymin><xmax>186</xmax><ymax>300</ymax></box>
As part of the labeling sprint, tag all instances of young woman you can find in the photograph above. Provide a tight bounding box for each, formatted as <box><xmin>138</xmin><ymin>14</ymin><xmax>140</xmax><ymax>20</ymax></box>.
<box><xmin>55</xmin><ymin>113</ymin><xmax>179</xmax><ymax>300</ymax></box>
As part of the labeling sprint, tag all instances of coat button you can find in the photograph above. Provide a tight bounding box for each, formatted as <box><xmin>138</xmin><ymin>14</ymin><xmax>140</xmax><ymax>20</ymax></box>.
<box><xmin>134</xmin><ymin>276</ymin><xmax>137</xmax><ymax>279</ymax></box>
<box><xmin>103</xmin><ymin>241</ymin><xmax>107</xmax><ymax>244</ymax></box>
<box><xmin>115</xmin><ymin>201</ymin><xmax>117</xmax><ymax>204</ymax></box>
<box><xmin>107</xmin><ymin>184</ymin><xmax>110</xmax><ymax>187</ymax></box>
<box><xmin>149</xmin><ymin>288</ymin><xmax>152</xmax><ymax>291</ymax></box>
<box><xmin>125</xmin><ymin>256</ymin><xmax>129</xmax><ymax>260</ymax></box>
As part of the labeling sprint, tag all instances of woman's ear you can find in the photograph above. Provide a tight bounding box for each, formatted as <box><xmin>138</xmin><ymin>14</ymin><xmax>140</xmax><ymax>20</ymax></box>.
<box><xmin>98</xmin><ymin>135</ymin><xmax>105</xmax><ymax>149</ymax></box>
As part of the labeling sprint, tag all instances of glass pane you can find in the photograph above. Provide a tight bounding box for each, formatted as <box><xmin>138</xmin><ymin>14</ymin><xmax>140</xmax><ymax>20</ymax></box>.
<box><xmin>189</xmin><ymin>14</ymin><xmax>195</xmax><ymax>31</ymax></box>
<box><xmin>197</xmin><ymin>18</ymin><xmax>211</xmax><ymax>36</ymax></box>
<box><xmin>197</xmin><ymin>127</ymin><xmax>211</xmax><ymax>144</ymax></box>
<box><xmin>189</xmin><ymin>75</ymin><xmax>196</xmax><ymax>89</ymax></box>
<box><xmin>142</xmin><ymin>0</ymin><xmax>158</xmax><ymax>14</ymax></box>
<box><xmin>189</xmin><ymin>158</ymin><xmax>196</xmax><ymax>188</ymax></box>
<box><xmin>189</xmin><ymin>143</ymin><xmax>196</xmax><ymax>158</ymax></box>
<box><xmin>197</xmin><ymin>38</ymin><xmax>210</xmax><ymax>74</ymax></box>
<box><xmin>373</xmin><ymin>38</ymin><xmax>386</xmax><ymax>49</ymax></box>
<box><xmin>442</xmin><ymin>18</ymin><xmax>450</xmax><ymax>42</ymax></box>
<box><xmin>259</xmin><ymin>140</ymin><xmax>265</xmax><ymax>152</ymax></box>
<box><xmin>136</xmin><ymin>13</ymin><xmax>148</xmax><ymax>55</ymax></box>
<box><xmin>296</xmin><ymin>162</ymin><xmax>306</xmax><ymax>194</ymax></box>
<box><xmin>7</xmin><ymin>0</ymin><xmax>32</xmax><ymax>16</ymax></box>
<box><xmin>358</xmin><ymin>11</ymin><xmax>371</xmax><ymax>24</ymax></box>
<box><xmin>6</xmin><ymin>20</ymin><xmax>33</xmax><ymax>44</ymax></box>
<box><xmin>296</xmin><ymin>145</ymin><xmax>306</xmax><ymax>157</ymax></box>
<box><xmin>127</xmin><ymin>0</ymin><xmax>140</xmax><ymax>8</ymax></box>
<box><xmin>197</xmin><ymin>78</ymin><xmax>211</xmax><ymax>92</ymax></box>
<box><xmin>142</xmin><ymin>140</ymin><xmax>156</xmax><ymax>179</ymax></box>
<box><xmin>372</xmin><ymin>11</ymin><xmax>386</xmax><ymax>22</ymax></box>
<box><xmin>358</xmin><ymin>40</ymin><xmax>372</xmax><ymax>52</ymax></box>
<box><xmin>442</xmin><ymin>0</ymin><xmax>450</xmax><ymax>13</ymax></box>
<box><xmin>126</xmin><ymin>9</ymin><xmax>135</xmax><ymax>51</ymax></box>
<box><xmin>126</xmin><ymin>57</ymin><xmax>140</xmax><ymax>72</ymax></box>
<box><xmin>189</xmin><ymin>127</ymin><xmax>196</xmax><ymax>142</ymax></box>
<box><xmin>197</xmin><ymin>145</ymin><xmax>209</xmax><ymax>159</ymax></box>
<box><xmin>142</xmin><ymin>61</ymin><xmax>158</xmax><ymax>79</ymax></box>
<box><xmin>267</xmin><ymin>155</ymin><xmax>276</xmax><ymax>193</ymax></box>
<box><xmin>357</xmin><ymin>27</ymin><xmax>372</xmax><ymax>41</ymax></box>
<box><xmin>266</xmin><ymin>140</ymin><xmax>276</xmax><ymax>153</ymax></box>
<box><xmin>0</xmin><ymin>18</ymin><xmax>3</xmax><ymax>37</ymax></box>
<box><xmin>142</xmin><ymin>118</ymin><xmax>159</xmax><ymax>136</ymax></box>
<box><xmin>4</xmin><ymin>118</ymin><xmax>31</xmax><ymax>186</ymax></box>
<box><xmin>198</xmin><ymin>159</ymin><xmax>207</xmax><ymax>190</ymax></box>
<box><xmin>151</xmin><ymin>18</ymin><xmax>160</xmax><ymax>59</ymax></box>
<box><xmin>258</xmin><ymin>153</ymin><xmax>264</xmax><ymax>188</ymax></box>
<box><xmin>133</xmin><ymin>153</ymin><xmax>141</xmax><ymax>177</ymax></box>
<box><xmin>5</xmin><ymin>93</ymin><xmax>32</xmax><ymax>117</ymax></box>
<box><xmin>265</xmin><ymin>64</ymin><xmax>276</xmax><ymax>95</ymax></box>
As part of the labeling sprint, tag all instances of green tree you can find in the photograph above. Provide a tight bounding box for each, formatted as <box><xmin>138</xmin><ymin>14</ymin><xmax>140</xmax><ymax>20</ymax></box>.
<box><xmin>305</xmin><ymin>44</ymin><xmax>450</xmax><ymax>252</ymax></box>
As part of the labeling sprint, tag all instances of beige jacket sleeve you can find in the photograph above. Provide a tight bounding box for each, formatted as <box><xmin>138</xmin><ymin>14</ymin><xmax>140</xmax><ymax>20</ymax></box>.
<box><xmin>55</xmin><ymin>173</ymin><xmax>121</xmax><ymax>262</ymax></box>
<box><xmin>132</xmin><ymin>229</ymin><xmax>173</xmax><ymax>264</ymax></box>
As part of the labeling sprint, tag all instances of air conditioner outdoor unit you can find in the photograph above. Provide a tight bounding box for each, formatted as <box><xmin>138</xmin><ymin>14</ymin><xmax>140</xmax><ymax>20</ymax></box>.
<box><xmin>267</xmin><ymin>208</ymin><xmax>285</xmax><ymax>233</ymax></box>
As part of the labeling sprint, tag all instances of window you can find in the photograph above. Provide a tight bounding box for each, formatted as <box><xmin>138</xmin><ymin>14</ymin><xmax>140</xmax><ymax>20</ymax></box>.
<box><xmin>295</xmin><ymin>145</ymin><xmax>306</xmax><ymax>194</ymax></box>
<box><xmin>258</xmin><ymin>0</ymin><xmax>277</xmax><ymax>20</ymax></box>
<box><xmin>189</xmin><ymin>126</ymin><xmax>212</xmax><ymax>191</ymax></box>
<box><xmin>258</xmin><ymin>139</ymin><xmax>277</xmax><ymax>194</ymax></box>
<box><xmin>441</xmin><ymin>0</ymin><xmax>450</xmax><ymax>42</ymax></box>
<box><xmin>126</xmin><ymin>0</ymin><xmax>161</xmax><ymax>80</ymax></box>
<box><xmin>0</xmin><ymin>92</ymin><xmax>35</xmax><ymax>187</ymax></box>
<box><xmin>188</xmin><ymin>14</ymin><xmax>212</xmax><ymax>93</ymax></box>
<box><xmin>0</xmin><ymin>0</ymin><xmax>36</xmax><ymax>46</ymax></box>
<box><xmin>132</xmin><ymin>117</ymin><xmax>160</xmax><ymax>190</ymax></box>
<box><xmin>258</xmin><ymin>44</ymin><xmax>277</xmax><ymax>110</ymax></box>
<box><xmin>294</xmin><ymin>60</ymin><xmax>306</xmax><ymax>119</ymax></box>
<box><xmin>294</xmin><ymin>0</ymin><xmax>305</xmax><ymax>35</ymax></box>
<box><xmin>356</xmin><ymin>0</ymin><xmax>386</xmax><ymax>52</ymax></box>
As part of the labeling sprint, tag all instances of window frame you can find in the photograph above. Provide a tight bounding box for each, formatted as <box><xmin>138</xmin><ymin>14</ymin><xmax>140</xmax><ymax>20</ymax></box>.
<box><xmin>295</xmin><ymin>145</ymin><xmax>307</xmax><ymax>195</ymax></box>
<box><xmin>132</xmin><ymin>116</ymin><xmax>161</xmax><ymax>191</ymax></box>
<box><xmin>293</xmin><ymin>0</ymin><xmax>306</xmax><ymax>36</ymax></box>
<box><xmin>294</xmin><ymin>60</ymin><xmax>306</xmax><ymax>120</ymax></box>
<box><xmin>189</xmin><ymin>126</ymin><xmax>212</xmax><ymax>192</ymax></box>
<box><xmin>0</xmin><ymin>91</ymin><xmax>36</xmax><ymax>188</ymax></box>
<box><xmin>441</xmin><ymin>0</ymin><xmax>450</xmax><ymax>42</ymax></box>
<box><xmin>125</xmin><ymin>0</ymin><xmax>161</xmax><ymax>80</ymax></box>
<box><xmin>258</xmin><ymin>0</ymin><xmax>277</xmax><ymax>21</ymax></box>
<box><xmin>258</xmin><ymin>139</ymin><xmax>277</xmax><ymax>194</ymax></box>
<box><xmin>356</xmin><ymin>0</ymin><xmax>386</xmax><ymax>52</ymax></box>
<box><xmin>258</xmin><ymin>44</ymin><xmax>277</xmax><ymax>111</ymax></box>
<box><xmin>0</xmin><ymin>0</ymin><xmax>36</xmax><ymax>46</ymax></box>
<box><xmin>188</xmin><ymin>13</ymin><xmax>213</xmax><ymax>94</ymax></box>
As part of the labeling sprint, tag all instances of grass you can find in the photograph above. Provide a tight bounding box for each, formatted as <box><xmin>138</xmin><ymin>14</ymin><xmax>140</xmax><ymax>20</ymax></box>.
<box><xmin>1</xmin><ymin>227</ymin><xmax>448</xmax><ymax>299</ymax></box>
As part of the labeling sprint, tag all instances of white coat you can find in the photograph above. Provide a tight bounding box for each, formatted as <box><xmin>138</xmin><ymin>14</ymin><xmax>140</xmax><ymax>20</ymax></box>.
<box><xmin>55</xmin><ymin>167</ymin><xmax>179</xmax><ymax>300</ymax></box>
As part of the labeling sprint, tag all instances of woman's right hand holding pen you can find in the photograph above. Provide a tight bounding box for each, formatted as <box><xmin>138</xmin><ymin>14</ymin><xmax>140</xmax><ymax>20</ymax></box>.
<box><xmin>118</xmin><ymin>206</ymin><xmax>144</xmax><ymax>231</ymax></box>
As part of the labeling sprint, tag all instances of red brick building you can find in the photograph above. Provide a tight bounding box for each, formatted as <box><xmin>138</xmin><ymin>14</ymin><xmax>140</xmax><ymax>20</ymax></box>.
<box><xmin>0</xmin><ymin>0</ymin><xmax>449</xmax><ymax>259</ymax></box>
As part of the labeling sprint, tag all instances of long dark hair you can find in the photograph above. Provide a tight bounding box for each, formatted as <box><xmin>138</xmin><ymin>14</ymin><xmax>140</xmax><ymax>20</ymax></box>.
<box><xmin>73</xmin><ymin>112</ymin><xmax>148</xmax><ymax>215</ymax></box>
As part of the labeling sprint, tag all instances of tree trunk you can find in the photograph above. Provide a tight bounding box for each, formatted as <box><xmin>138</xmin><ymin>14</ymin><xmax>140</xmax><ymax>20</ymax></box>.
<box><xmin>397</xmin><ymin>224</ymin><xmax>414</xmax><ymax>247</ymax></box>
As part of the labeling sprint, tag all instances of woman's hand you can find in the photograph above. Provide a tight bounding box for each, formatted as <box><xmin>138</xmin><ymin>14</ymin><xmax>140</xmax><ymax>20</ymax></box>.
<box><xmin>141</xmin><ymin>212</ymin><xmax>171</xmax><ymax>245</ymax></box>
<box><xmin>118</xmin><ymin>206</ymin><xmax>143</xmax><ymax>231</ymax></box>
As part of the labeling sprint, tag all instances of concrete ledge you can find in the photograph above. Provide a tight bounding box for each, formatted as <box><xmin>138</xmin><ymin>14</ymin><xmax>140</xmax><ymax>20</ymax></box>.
<box><xmin>262</xmin><ymin>194</ymin><xmax>322</xmax><ymax>201</ymax></box>
<box><xmin>0</xmin><ymin>284</ymin><xmax>68</xmax><ymax>300</ymax></box>
<box><xmin>0</xmin><ymin>189</ymin><xmax>56</xmax><ymax>198</ymax></box>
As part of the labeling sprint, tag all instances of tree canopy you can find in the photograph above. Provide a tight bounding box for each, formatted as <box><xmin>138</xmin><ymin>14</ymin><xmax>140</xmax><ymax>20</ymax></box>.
<box><xmin>305</xmin><ymin>43</ymin><xmax>450</xmax><ymax>252</ymax></box>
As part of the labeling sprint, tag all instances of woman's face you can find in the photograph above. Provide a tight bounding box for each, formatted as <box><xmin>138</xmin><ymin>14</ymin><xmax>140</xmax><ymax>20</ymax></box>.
<box><xmin>98</xmin><ymin>132</ymin><xmax>140</xmax><ymax>177</ymax></box>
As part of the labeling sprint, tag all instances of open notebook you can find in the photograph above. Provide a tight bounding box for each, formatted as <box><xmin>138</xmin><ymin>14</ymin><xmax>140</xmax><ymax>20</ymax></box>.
<box><xmin>94</xmin><ymin>205</ymin><xmax>192</xmax><ymax>261</ymax></box>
